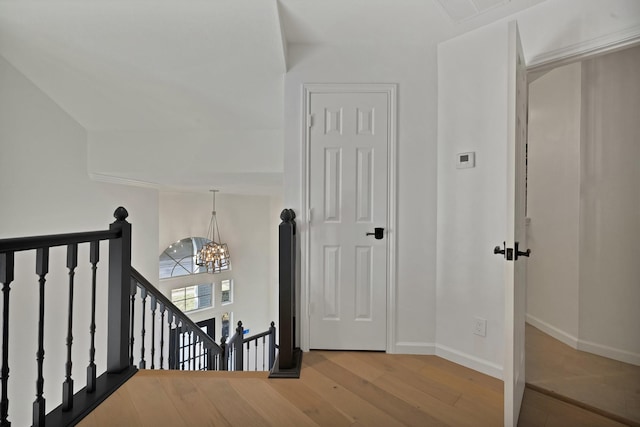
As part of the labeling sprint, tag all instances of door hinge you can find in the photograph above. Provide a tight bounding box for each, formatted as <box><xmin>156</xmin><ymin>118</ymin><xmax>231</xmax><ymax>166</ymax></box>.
<box><xmin>307</xmin><ymin>114</ymin><xmax>313</xmax><ymax>128</ymax></box>
<box><xmin>307</xmin><ymin>208</ymin><xmax>312</xmax><ymax>224</ymax></box>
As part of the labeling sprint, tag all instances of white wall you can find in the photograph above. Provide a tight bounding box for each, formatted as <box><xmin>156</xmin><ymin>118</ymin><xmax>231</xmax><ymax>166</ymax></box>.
<box><xmin>578</xmin><ymin>46</ymin><xmax>640</xmax><ymax>363</ymax></box>
<box><xmin>0</xmin><ymin>55</ymin><xmax>159</xmax><ymax>427</ymax></box>
<box><xmin>437</xmin><ymin>0</ymin><xmax>640</xmax><ymax>378</ymax></box>
<box><xmin>158</xmin><ymin>192</ymin><xmax>281</xmax><ymax>340</ymax></box>
<box><xmin>437</xmin><ymin>23</ymin><xmax>509</xmax><ymax>377</ymax></box>
<box><xmin>283</xmin><ymin>43</ymin><xmax>439</xmax><ymax>353</ymax></box>
<box><xmin>526</xmin><ymin>62</ymin><xmax>582</xmax><ymax>343</ymax></box>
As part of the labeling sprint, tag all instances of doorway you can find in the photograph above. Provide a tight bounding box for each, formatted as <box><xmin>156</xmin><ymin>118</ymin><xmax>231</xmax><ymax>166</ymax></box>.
<box><xmin>301</xmin><ymin>84</ymin><xmax>397</xmax><ymax>352</ymax></box>
<box><xmin>524</xmin><ymin>44</ymin><xmax>640</xmax><ymax>424</ymax></box>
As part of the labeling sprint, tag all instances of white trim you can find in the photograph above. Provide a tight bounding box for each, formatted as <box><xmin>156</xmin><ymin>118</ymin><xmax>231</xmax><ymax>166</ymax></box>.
<box><xmin>526</xmin><ymin>314</ymin><xmax>578</xmax><ymax>349</ymax></box>
<box><xmin>526</xmin><ymin>315</ymin><xmax>640</xmax><ymax>366</ymax></box>
<box><xmin>274</xmin><ymin>0</ymin><xmax>288</xmax><ymax>72</ymax></box>
<box><xmin>89</xmin><ymin>172</ymin><xmax>160</xmax><ymax>190</ymax></box>
<box><xmin>300</xmin><ymin>83</ymin><xmax>398</xmax><ymax>353</ymax></box>
<box><xmin>528</xmin><ymin>24</ymin><xmax>640</xmax><ymax>72</ymax></box>
<box><xmin>578</xmin><ymin>340</ymin><xmax>640</xmax><ymax>367</ymax></box>
<box><xmin>435</xmin><ymin>344</ymin><xmax>503</xmax><ymax>380</ymax></box>
<box><xmin>395</xmin><ymin>342</ymin><xmax>436</xmax><ymax>355</ymax></box>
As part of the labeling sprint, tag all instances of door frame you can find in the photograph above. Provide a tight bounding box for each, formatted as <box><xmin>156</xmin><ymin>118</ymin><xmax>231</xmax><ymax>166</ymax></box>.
<box><xmin>299</xmin><ymin>83</ymin><xmax>398</xmax><ymax>352</ymax></box>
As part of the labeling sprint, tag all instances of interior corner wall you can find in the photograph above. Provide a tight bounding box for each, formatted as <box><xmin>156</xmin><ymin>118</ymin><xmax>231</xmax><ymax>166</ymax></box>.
<box><xmin>0</xmin><ymin>55</ymin><xmax>159</xmax><ymax>427</ymax></box>
<box><xmin>525</xmin><ymin>62</ymin><xmax>582</xmax><ymax>344</ymax></box>
<box><xmin>578</xmin><ymin>46</ymin><xmax>640</xmax><ymax>363</ymax></box>
<box><xmin>437</xmin><ymin>22</ymin><xmax>510</xmax><ymax>378</ymax></box>
<box><xmin>158</xmin><ymin>192</ymin><xmax>280</xmax><ymax>339</ymax></box>
<box><xmin>283</xmin><ymin>43</ymin><xmax>439</xmax><ymax>354</ymax></box>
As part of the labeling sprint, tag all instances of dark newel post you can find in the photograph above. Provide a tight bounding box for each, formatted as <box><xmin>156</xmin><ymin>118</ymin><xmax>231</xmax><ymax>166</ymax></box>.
<box><xmin>220</xmin><ymin>337</ymin><xmax>227</xmax><ymax>371</ymax></box>
<box><xmin>1</xmin><ymin>252</ymin><xmax>14</xmax><ymax>427</ymax></box>
<box><xmin>279</xmin><ymin>210</ymin><xmax>295</xmax><ymax>368</ymax></box>
<box><xmin>234</xmin><ymin>322</ymin><xmax>243</xmax><ymax>371</ymax></box>
<box><xmin>107</xmin><ymin>207</ymin><xmax>132</xmax><ymax>373</ymax></box>
<box><xmin>270</xmin><ymin>209</ymin><xmax>302</xmax><ymax>378</ymax></box>
<box><xmin>268</xmin><ymin>321</ymin><xmax>276</xmax><ymax>370</ymax></box>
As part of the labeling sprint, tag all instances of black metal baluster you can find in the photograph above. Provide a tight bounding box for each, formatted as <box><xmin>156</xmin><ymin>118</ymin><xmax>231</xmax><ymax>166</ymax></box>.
<box><xmin>150</xmin><ymin>296</ymin><xmax>156</xmax><ymax>370</ymax></box>
<box><xmin>249</xmin><ymin>341</ymin><xmax>254</xmax><ymax>371</ymax></box>
<box><xmin>262</xmin><ymin>336</ymin><xmax>266</xmax><ymax>371</ymax></box>
<box><xmin>168</xmin><ymin>311</ymin><xmax>175</xmax><ymax>370</ymax></box>
<box><xmin>139</xmin><ymin>288</ymin><xmax>147</xmax><ymax>369</ymax></box>
<box><xmin>1</xmin><ymin>252</ymin><xmax>14</xmax><ymax>427</ymax></box>
<box><xmin>184</xmin><ymin>329</ymin><xmax>188</xmax><ymax>371</ymax></box>
<box><xmin>159</xmin><ymin>304</ymin><xmax>165</xmax><ymax>370</ymax></box>
<box><xmin>33</xmin><ymin>247</ymin><xmax>48</xmax><ymax>427</ymax></box>
<box><xmin>87</xmin><ymin>241</ymin><xmax>99</xmax><ymax>393</ymax></box>
<box><xmin>129</xmin><ymin>280</ymin><xmax>136</xmax><ymax>366</ymax></box>
<box><xmin>190</xmin><ymin>331</ymin><xmax>195</xmax><ymax>370</ymax></box>
<box><xmin>62</xmin><ymin>244</ymin><xmax>77</xmax><ymax>411</ymax></box>
<box><xmin>177</xmin><ymin>323</ymin><xmax>184</xmax><ymax>371</ymax></box>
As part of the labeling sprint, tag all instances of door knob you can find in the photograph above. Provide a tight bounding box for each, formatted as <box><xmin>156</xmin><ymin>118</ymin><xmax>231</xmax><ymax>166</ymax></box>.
<box><xmin>366</xmin><ymin>227</ymin><xmax>384</xmax><ymax>240</ymax></box>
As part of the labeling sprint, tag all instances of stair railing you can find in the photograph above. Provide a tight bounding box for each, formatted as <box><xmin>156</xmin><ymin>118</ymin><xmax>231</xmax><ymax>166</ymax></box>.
<box><xmin>221</xmin><ymin>321</ymin><xmax>277</xmax><ymax>372</ymax></box>
<box><xmin>0</xmin><ymin>207</ymin><xmax>286</xmax><ymax>426</ymax></box>
<box><xmin>129</xmin><ymin>268</ymin><xmax>223</xmax><ymax>371</ymax></box>
<box><xmin>0</xmin><ymin>207</ymin><xmax>137</xmax><ymax>427</ymax></box>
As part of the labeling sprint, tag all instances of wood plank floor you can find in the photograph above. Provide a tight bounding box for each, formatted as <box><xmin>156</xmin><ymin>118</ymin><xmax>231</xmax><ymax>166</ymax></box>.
<box><xmin>526</xmin><ymin>323</ymin><xmax>640</xmax><ymax>425</ymax></box>
<box><xmin>78</xmin><ymin>351</ymin><xmax>627</xmax><ymax>426</ymax></box>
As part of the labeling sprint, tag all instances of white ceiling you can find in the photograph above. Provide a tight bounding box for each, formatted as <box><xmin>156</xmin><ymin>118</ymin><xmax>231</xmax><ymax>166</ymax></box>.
<box><xmin>0</xmin><ymin>0</ymin><xmax>545</xmax><ymax>192</ymax></box>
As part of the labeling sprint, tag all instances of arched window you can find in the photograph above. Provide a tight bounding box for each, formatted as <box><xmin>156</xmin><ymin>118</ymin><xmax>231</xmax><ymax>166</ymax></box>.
<box><xmin>159</xmin><ymin>237</ymin><xmax>211</xmax><ymax>279</ymax></box>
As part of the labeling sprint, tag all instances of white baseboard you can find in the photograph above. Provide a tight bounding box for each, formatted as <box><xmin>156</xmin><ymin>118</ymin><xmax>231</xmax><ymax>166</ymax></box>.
<box><xmin>578</xmin><ymin>339</ymin><xmax>640</xmax><ymax>367</ymax></box>
<box><xmin>393</xmin><ymin>341</ymin><xmax>436</xmax><ymax>355</ymax></box>
<box><xmin>526</xmin><ymin>314</ymin><xmax>640</xmax><ymax>367</ymax></box>
<box><xmin>435</xmin><ymin>344</ymin><xmax>503</xmax><ymax>380</ymax></box>
<box><xmin>525</xmin><ymin>314</ymin><xmax>579</xmax><ymax>349</ymax></box>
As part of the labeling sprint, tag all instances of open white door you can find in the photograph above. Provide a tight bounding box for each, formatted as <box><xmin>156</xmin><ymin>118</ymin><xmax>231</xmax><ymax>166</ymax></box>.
<box><xmin>503</xmin><ymin>20</ymin><xmax>529</xmax><ymax>427</ymax></box>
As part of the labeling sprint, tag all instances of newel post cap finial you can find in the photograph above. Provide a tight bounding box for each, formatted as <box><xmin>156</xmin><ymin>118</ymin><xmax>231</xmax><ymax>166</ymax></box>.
<box><xmin>113</xmin><ymin>207</ymin><xmax>129</xmax><ymax>222</ymax></box>
<box><xmin>280</xmin><ymin>209</ymin><xmax>296</xmax><ymax>222</ymax></box>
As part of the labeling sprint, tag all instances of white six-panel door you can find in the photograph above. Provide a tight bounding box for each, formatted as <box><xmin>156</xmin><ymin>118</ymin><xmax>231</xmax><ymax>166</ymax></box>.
<box><xmin>308</xmin><ymin>91</ymin><xmax>389</xmax><ymax>350</ymax></box>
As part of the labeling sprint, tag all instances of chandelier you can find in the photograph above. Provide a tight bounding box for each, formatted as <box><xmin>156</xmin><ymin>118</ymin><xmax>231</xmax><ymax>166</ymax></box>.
<box><xmin>196</xmin><ymin>190</ymin><xmax>230</xmax><ymax>273</ymax></box>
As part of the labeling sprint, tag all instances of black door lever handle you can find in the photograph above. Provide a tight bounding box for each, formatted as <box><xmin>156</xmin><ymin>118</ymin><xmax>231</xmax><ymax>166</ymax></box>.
<box><xmin>494</xmin><ymin>242</ymin><xmax>506</xmax><ymax>255</ymax></box>
<box><xmin>366</xmin><ymin>227</ymin><xmax>384</xmax><ymax>240</ymax></box>
<box><xmin>515</xmin><ymin>242</ymin><xmax>531</xmax><ymax>260</ymax></box>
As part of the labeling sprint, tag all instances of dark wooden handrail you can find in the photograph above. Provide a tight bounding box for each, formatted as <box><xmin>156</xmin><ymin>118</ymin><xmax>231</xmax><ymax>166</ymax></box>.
<box><xmin>0</xmin><ymin>230</ymin><xmax>120</xmax><ymax>253</ymax></box>
<box><xmin>130</xmin><ymin>267</ymin><xmax>222</xmax><ymax>355</ymax></box>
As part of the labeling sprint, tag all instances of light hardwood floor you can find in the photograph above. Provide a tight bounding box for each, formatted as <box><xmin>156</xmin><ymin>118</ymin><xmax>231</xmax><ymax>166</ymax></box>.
<box><xmin>78</xmin><ymin>350</ymin><xmax>628</xmax><ymax>426</ymax></box>
<box><xmin>526</xmin><ymin>323</ymin><xmax>640</xmax><ymax>425</ymax></box>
